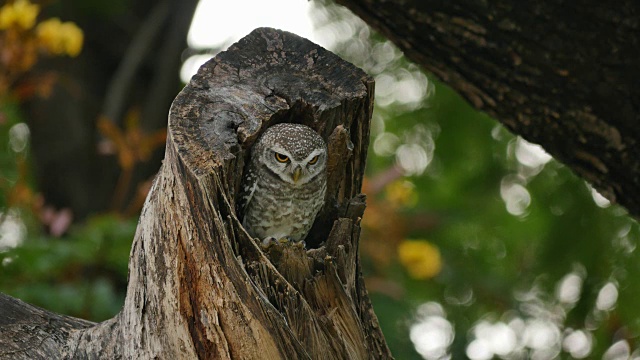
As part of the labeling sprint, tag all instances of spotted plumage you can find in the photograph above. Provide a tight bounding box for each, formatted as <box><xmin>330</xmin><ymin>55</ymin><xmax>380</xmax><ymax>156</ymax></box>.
<box><xmin>240</xmin><ymin>123</ymin><xmax>327</xmax><ymax>243</ymax></box>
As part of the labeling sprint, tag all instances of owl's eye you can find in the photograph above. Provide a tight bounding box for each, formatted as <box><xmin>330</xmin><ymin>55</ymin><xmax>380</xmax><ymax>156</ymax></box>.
<box><xmin>308</xmin><ymin>155</ymin><xmax>319</xmax><ymax>165</ymax></box>
<box><xmin>274</xmin><ymin>152</ymin><xmax>289</xmax><ymax>163</ymax></box>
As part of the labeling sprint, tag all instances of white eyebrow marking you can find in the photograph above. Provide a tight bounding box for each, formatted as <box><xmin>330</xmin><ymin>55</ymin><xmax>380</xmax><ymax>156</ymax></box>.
<box><xmin>303</xmin><ymin>149</ymin><xmax>325</xmax><ymax>163</ymax></box>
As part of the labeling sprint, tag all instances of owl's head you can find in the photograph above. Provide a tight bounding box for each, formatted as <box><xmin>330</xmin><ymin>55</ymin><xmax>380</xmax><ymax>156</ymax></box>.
<box><xmin>254</xmin><ymin>123</ymin><xmax>327</xmax><ymax>186</ymax></box>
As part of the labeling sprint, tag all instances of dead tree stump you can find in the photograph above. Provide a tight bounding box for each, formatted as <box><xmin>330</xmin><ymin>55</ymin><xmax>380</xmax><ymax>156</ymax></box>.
<box><xmin>0</xmin><ymin>28</ymin><xmax>392</xmax><ymax>360</ymax></box>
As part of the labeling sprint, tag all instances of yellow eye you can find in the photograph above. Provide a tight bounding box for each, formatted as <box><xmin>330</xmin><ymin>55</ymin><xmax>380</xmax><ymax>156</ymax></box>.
<box><xmin>308</xmin><ymin>155</ymin><xmax>319</xmax><ymax>165</ymax></box>
<box><xmin>275</xmin><ymin>152</ymin><xmax>289</xmax><ymax>163</ymax></box>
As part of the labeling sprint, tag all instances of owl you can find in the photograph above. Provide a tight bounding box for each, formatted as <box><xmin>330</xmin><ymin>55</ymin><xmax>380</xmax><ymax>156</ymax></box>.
<box><xmin>240</xmin><ymin>123</ymin><xmax>327</xmax><ymax>245</ymax></box>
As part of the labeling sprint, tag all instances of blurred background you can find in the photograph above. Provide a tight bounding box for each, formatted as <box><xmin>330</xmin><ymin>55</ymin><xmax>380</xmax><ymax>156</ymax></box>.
<box><xmin>1</xmin><ymin>0</ymin><xmax>639</xmax><ymax>358</ymax></box>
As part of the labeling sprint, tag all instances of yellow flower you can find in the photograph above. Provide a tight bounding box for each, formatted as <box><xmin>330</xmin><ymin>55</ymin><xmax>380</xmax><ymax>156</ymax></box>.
<box><xmin>0</xmin><ymin>0</ymin><xmax>40</xmax><ymax>30</ymax></box>
<box><xmin>59</xmin><ymin>21</ymin><xmax>83</xmax><ymax>57</ymax></box>
<box><xmin>386</xmin><ymin>180</ymin><xmax>418</xmax><ymax>208</ymax></box>
<box><xmin>36</xmin><ymin>18</ymin><xmax>64</xmax><ymax>54</ymax></box>
<box><xmin>0</xmin><ymin>3</ymin><xmax>17</xmax><ymax>29</ymax></box>
<box><xmin>36</xmin><ymin>18</ymin><xmax>84</xmax><ymax>57</ymax></box>
<box><xmin>398</xmin><ymin>240</ymin><xmax>442</xmax><ymax>279</ymax></box>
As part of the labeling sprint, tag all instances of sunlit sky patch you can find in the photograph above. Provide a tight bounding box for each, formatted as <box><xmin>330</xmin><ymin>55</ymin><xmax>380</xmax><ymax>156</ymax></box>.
<box><xmin>188</xmin><ymin>0</ymin><xmax>317</xmax><ymax>49</ymax></box>
<box><xmin>182</xmin><ymin>0</ymin><xmax>320</xmax><ymax>82</ymax></box>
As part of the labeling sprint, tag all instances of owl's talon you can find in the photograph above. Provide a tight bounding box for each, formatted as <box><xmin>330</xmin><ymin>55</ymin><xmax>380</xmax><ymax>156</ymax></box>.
<box><xmin>277</xmin><ymin>237</ymin><xmax>290</xmax><ymax>244</ymax></box>
<box><xmin>261</xmin><ymin>237</ymin><xmax>278</xmax><ymax>249</ymax></box>
<box><xmin>260</xmin><ymin>237</ymin><xmax>307</xmax><ymax>250</ymax></box>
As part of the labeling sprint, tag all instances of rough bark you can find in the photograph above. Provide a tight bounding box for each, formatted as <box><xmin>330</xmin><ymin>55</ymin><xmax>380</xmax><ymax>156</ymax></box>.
<box><xmin>335</xmin><ymin>0</ymin><xmax>640</xmax><ymax>218</ymax></box>
<box><xmin>0</xmin><ymin>28</ymin><xmax>391</xmax><ymax>359</ymax></box>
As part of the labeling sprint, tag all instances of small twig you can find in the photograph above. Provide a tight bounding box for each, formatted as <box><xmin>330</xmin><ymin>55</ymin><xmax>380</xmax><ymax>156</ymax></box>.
<box><xmin>140</xmin><ymin>0</ymin><xmax>199</xmax><ymax>132</ymax></box>
<box><xmin>101</xmin><ymin>0</ymin><xmax>171</xmax><ymax>124</ymax></box>
<box><xmin>123</xmin><ymin>178</ymin><xmax>154</xmax><ymax>217</ymax></box>
<box><xmin>111</xmin><ymin>167</ymin><xmax>133</xmax><ymax>213</ymax></box>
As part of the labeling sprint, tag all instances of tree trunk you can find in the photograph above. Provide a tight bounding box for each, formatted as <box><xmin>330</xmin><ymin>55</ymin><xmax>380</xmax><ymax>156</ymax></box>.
<box><xmin>336</xmin><ymin>0</ymin><xmax>640</xmax><ymax>218</ymax></box>
<box><xmin>0</xmin><ymin>28</ymin><xmax>392</xmax><ymax>359</ymax></box>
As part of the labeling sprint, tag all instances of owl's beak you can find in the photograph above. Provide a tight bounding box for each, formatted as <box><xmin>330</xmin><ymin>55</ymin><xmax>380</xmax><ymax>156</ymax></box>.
<box><xmin>292</xmin><ymin>167</ymin><xmax>302</xmax><ymax>183</ymax></box>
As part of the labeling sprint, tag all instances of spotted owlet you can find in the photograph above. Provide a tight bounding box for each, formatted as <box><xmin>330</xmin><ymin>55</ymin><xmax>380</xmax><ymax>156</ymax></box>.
<box><xmin>240</xmin><ymin>123</ymin><xmax>327</xmax><ymax>245</ymax></box>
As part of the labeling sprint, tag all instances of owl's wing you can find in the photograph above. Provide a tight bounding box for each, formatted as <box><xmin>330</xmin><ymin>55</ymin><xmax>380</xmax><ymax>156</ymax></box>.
<box><xmin>238</xmin><ymin>167</ymin><xmax>258</xmax><ymax>216</ymax></box>
<box><xmin>242</xmin><ymin>181</ymin><xmax>258</xmax><ymax>209</ymax></box>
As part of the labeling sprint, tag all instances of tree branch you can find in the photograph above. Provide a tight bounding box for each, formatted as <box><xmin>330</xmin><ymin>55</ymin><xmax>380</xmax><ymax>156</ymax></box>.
<box><xmin>336</xmin><ymin>0</ymin><xmax>640</xmax><ymax>218</ymax></box>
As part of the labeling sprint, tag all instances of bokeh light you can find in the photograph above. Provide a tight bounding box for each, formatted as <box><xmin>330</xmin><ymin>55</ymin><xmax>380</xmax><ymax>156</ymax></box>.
<box><xmin>0</xmin><ymin>211</ymin><xmax>26</xmax><ymax>250</ymax></box>
<box><xmin>410</xmin><ymin>302</ymin><xmax>454</xmax><ymax>360</ymax></box>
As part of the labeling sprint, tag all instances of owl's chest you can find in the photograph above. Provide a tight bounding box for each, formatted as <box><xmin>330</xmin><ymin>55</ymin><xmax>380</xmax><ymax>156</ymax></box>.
<box><xmin>252</xmin><ymin>176</ymin><xmax>324</xmax><ymax>215</ymax></box>
<box><xmin>241</xmin><ymin>172</ymin><xmax>326</xmax><ymax>241</ymax></box>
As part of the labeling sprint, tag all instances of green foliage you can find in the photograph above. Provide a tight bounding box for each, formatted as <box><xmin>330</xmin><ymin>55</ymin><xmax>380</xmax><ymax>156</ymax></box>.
<box><xmin>0</xmin><ymin>215</ymin><xmax>134</xmax><ymax>321</ymax></box>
